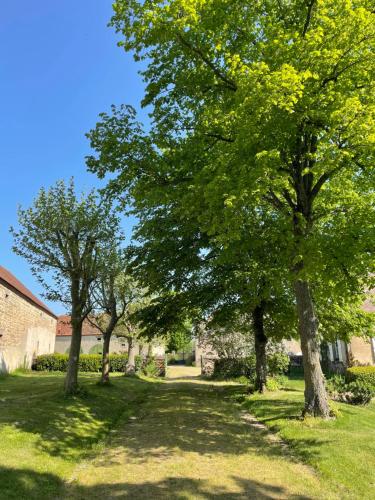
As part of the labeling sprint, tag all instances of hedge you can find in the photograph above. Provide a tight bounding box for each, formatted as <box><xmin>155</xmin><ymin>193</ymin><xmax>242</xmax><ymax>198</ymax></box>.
<box><xmin>346</xmin><ymin>366</ymin><xmax>375</xmax><ymax>389</ymax></box>
<box><xmin>213</xmin><ymin>356</ymin><xmax>256</xmax><ymax>379</ymax></box>
<box><xmin>34</xmin><ymin>353</ymin><xmax>128</xmax><ymax>372</ymax></box>
<box><xmin>34</xmin><ymin>353</ymin><xmax>166</xmax><ymax>376</ymax></box>
<box><xmin>212</xmin><ymin>352</ymin><xmax>290</xmax><ymax>380</ymax></box>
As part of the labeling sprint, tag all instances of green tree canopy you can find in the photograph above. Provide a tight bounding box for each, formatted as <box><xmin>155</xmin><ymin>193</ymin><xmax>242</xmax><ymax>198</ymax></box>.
<box><xmin>87</xmin><ymin>0</ymin><xmax>375</xmax><ymax>416</ymax></box>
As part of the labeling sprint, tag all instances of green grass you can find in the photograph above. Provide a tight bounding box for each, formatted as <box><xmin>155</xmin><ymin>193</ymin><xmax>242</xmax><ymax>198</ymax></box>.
<box><xmin>243</xmin><ymin>376</ymin><xmax>375</xmax><ymax>499</ymax></box>
<box><xmin>1</xmin><ymin>369</ymin><xmax>373</xmax><ymax>499</ymax></box>
<box><xmin>0</xmin><ymin>371</ymin><xmax>152</xmax><ymax>499</ymax></box>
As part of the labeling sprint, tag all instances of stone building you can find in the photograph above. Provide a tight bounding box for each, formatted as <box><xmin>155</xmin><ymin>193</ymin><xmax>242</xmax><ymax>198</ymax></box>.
<box><xmin>0</xmin><ymin>266</ymin><xmax>57</xmax><ymax>373</ymax></box>
<box><xmin>284</xmin><ymin>296</ymin><xmax>375</xmax><ymax>370</ymax></box>
<box><xmin>55</xmin><ymin>315</ymin><xmax>165</xmax><ymax>357</ymax></box>
<box><xmin>55</xmin><ymin>315</ymin><xmax>129</xmax><ymax>355</ymax></box>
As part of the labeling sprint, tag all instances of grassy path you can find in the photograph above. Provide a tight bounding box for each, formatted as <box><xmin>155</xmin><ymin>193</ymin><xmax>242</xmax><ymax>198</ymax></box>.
<box><xmin>65</xmin><ymin>367</ymin><xmax>335</xmax><ymax>499</ymax></box>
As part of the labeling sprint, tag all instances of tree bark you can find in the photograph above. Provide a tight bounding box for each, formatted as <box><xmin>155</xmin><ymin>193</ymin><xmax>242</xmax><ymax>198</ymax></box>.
<box><xmin>126</xmin><ymin>338</ymin><xmax>136</xmax><ymax>375</ymax></box>
<box><xmin>295</xmin><ymin>279</ymin><xmax>330</xmax><ymax>418</ymax></box>
<box><xmin>253</xmin><ymin>303</ymin><xmax>268</xmax><ymax>393</ymax></box>
<box><xmin>147</xmin><ymin>343</ymin><xmax>153</xmax><ymax>358</ymax></box>
<box><xmin>64</xmin><ymin>315</ymin><xmax>82</xmax><ymax>395</ymax></box>
<box><xmin>101</xmin><ymin>333</ymin><xmax>111</xmax><ymax>384</ymax></box>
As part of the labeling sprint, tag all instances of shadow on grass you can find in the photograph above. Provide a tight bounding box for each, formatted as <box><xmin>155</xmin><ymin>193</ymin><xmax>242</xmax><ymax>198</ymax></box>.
<box><xmin>89</xmin><ymin>380</ymin><xmax>321</xmax><ymax>471</ymax></box>
<box><xmin>0</xmin><ymin>372</ymin><xmax>329</xmax><ymax>496</ymax></box>
<box><xmin>0</xmin><ymin>373</ymin><xmax>153</xmax><ymax>461</ymax></box>
<box><xmin>0</xmin><ymin>465</ymin><xmax>314</xmax><ymax>500</ymax></box>
<box><xmin>242</xmin><ymin>394</ymin><xmax>331</xmax><ymax>465</ymax></box>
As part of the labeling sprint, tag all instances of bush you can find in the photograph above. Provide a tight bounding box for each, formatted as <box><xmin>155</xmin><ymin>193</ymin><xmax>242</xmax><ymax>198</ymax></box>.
<box><xmin>35</xmin><ymin>353</ymin><xmax>69</xmax><ymax>371</ymax></box>
<box><xmin>34</xmin><ymin>353</ymin><xmax>128</xmax><ymax>372</ymax></box>
<box><xmin>142</xmin><ymin>358</ymin><xmax>160</xmax><ymax>377</ymax></box>
<box><xmin>266</xmin><ymin>375</ymin><xmax>288</xmax><ymax>392</ymax></box>
<box><xmin>346</xmin><ymin>366</ymin><xmax>375</xmax><ymax>389</ymax></box>
<box><xmin>109</xmin><ymin>353</ymin><xmax>128</xmax><ymax>372</ymax></box>
<box><xmin>213</xmin><ymin>356</ymin><xmax>256</xmax><ymax>380</ymax></box>
<box><xmin>267</xmin><ymin>352</ymin><xmax>290</xmax><ymax>376</ymax></box>
<box><xmin>134</xmin><ymin>355</ymin><xmax>144</xmax><ymax>374</ymax></box>
<box><xmin>326</xmin><ymin>374</ymin><xmax>346</xmax><ymax>394</ymax></box>
<box><xmin>327</xmin><ymin>373</ymin><xmax>375</xmax><ymax>405</ymax></box>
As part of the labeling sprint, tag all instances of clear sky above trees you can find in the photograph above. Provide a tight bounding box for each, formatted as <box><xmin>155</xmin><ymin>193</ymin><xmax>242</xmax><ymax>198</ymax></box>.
<box><xmin>1</xmin><ymin>0</ymin><xmax>143</xmax><ymax>312</ymax></box>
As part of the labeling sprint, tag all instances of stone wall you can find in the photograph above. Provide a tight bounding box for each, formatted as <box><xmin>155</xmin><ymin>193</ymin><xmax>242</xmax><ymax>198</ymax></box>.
<box><xmin>0</xmin><ymin>282</ymin><xmax>56</xmax><ymax>373</ymax></box>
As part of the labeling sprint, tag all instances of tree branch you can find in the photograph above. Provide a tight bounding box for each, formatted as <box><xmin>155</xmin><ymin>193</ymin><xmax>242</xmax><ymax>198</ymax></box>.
<box><xmin>176</xmin><ymin>34</ymin><xmax>237</xmax><ymax>91</ymax></box>
<box><xmin>302</xmin><ymin>0</ymin><xmax>316</xmax><ymax>37</ymax></box>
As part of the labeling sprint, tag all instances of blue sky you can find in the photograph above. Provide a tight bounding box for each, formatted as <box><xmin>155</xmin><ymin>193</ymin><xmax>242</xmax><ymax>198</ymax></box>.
<box><xmin>1</xmin><ymin>0</ymin><xmax>143</xmax><ymax>314</ymax></box>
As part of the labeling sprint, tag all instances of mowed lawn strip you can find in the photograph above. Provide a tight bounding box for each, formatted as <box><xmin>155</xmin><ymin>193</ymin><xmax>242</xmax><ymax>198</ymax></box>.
<box><xmin>67</xmin><ymin>370</ymin><xmax>336</xmax><ymax>499</ymax></box>
<box><xmin>244</xmin><ymin>376</ymin><xmax>375</xmax><ymax>499</ymax></box>
<box><xmin>0</xmin><ymin>371</ymin><xmax>152</xmax><ymax>500</ymax></box>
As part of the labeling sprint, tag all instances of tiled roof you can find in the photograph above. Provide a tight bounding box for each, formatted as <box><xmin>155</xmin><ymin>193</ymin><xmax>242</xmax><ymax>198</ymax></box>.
<box><xmin>56</xmin><ymin>315</ymin><xmax>102</xmax><ymax>337</ymax></box>
<box><xmin>0</xmin><ymin>265</ymin><xmax>57</xmax><ymax>318</ymax></box>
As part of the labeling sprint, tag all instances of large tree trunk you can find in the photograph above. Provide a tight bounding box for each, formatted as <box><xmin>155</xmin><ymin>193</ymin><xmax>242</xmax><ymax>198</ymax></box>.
<box><xmin>65</xmin><ymin>316</ymin><xmax>82</xmax><ymax>395</ymax></box>
<box><xmin>295</xmin><ymin>279</ymin><xmax>330</xmax><ymax>418</ymax></box>
<box><xmin>125</xmin><ymin>338</ymin><xmax>136</xmax><ymax>375</ymax></box>
<box><xmin>253</xmin><ymin>303</ymin><xmax>268</xmax><ymax>393</ymax></box>
<box><xmin>101</xmin><ymin>333</ymin><xmax>111</xmax><ymax>384</ymax></box>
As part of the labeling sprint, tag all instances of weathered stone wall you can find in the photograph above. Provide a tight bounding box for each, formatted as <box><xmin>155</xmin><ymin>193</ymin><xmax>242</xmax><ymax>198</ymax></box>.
<box><xmin>0</xmin><ymin>282</ymin><xmax>56</xmax><ymax>372</ymax></box>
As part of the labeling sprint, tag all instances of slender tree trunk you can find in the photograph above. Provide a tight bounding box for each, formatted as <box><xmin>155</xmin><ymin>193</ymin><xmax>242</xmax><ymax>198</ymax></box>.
<box><xmin>147</xmin><ymin>343</ymin><xmax>153</xmax><ymax>358</ymax></box>
<box><xmin>101</xmin><ymin>333</ymin><xmax>111</xmax><ymax>384</ymax></box>
<box><xmin>138</xmin><ymin>343</ymin><xmax>144</xmax><ymax>356</ymax></box>
<box><xmin>126</xmin><ymin>338</ymin><xmax>136</xmax><ymax>375</ymax></box>
<box><xmin>65</xmin><ymin>315</ymin><xmax>82</xmax><ymax>395</ymax></box>
<box><xmin>253</xmin><ymin>303</ymin><xmax>268</xmax><ymax>393</ymax></box>
<box><xmin>295</xmin><ymin>279</ymin><xmax>330</xmax><ymax>418</ymax></box>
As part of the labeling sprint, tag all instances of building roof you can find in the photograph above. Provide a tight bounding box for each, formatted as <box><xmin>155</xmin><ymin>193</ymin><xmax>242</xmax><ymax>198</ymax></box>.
<box><xmin>56</xmin><ymin>315</ymin><xmax>102</xmax><ymax>337</ymax></box>
<box><xmin>0</xmin><ymin>265</ymin><xmax>57</xmax><ymax>319</ymax></box>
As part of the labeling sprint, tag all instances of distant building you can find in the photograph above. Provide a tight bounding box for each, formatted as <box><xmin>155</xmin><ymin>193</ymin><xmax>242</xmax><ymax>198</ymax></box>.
<box><xmin>284</xmin><ymin>296</ymin><xmax>375</xmax><ymax>371</ymax></box>
<box><xmin>55</xmin><ymin>315</ymin><xmax>128</xmax><ymax>355</ymax></box>
<box><xmin>0</xmin><ymin>266</ymin><xmax>56</xmax><ymax>373</ymax></box>
<box><xmin>55</xmin><ymin>315</ymin><xmax>165</xmax><ymax>357</ymax></box>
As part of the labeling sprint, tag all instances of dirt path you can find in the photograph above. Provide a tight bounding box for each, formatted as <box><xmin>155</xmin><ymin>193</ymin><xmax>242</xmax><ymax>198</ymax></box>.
<box><xmin>66</xmin><ymin>367</ymin><xmax>336</xmax><ymax>499</ymax></box>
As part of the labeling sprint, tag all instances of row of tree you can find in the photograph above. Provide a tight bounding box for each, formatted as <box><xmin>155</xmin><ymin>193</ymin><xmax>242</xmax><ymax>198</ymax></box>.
<box><xmin>81</xmin><ymin>0</ymin><xmax>374</xmax><ymax>418</ymax></box>
<box><xmin>11</xmin><ymin>1</ymin><xmax>374</xmax><ymax>419</ymax></box>
<box><xmin>11</xmin><ymin>180</ymin><xmax>149</xmax><ymax>394</ymax></box>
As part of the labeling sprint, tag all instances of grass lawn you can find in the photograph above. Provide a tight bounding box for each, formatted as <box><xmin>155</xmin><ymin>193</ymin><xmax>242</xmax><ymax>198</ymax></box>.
<box><xmin>243</xmin><ymin>376</ymin><xmax>375</xmax><ymax>499</ymax></box>
<box><xmin>1</xmin><ymin>369</ymin><xmax>372</xmax><ymax>499</ymax></box>
<box><xmin>0</xmin><ymin>371</ymin><xmax>152</xmax><ymax>499</ymax></box>
<box><xmin>62</xmin><ymin>370</ymin><xmax>334</xmax><ymax>499</ymax></box>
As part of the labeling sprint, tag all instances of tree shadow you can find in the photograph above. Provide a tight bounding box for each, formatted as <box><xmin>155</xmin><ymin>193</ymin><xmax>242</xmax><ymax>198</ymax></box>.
<box><xmin>0</xmin><ymin>465</ymin><xmax>315</xmax><ymax>499</ymax></box>
<box><xmin>90</xmin><ymin>379</ymin><xmax>325</xmax><ymax>470</ymax></box>
<box><xmin>0</xmin><ymin>373</ymin><xmax>153</xmax><ymax>461</ymax></box>
<box><xmin>0</xmin><ymin>373</ymin><xmax>328</xmax><ymax>499</ymax></box>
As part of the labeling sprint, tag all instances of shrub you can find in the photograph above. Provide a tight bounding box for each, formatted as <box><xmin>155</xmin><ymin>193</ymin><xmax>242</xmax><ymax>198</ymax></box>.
<box><xmin>234</xmin><ymin>375</ymin><xmax>250</xmax><ymax>385</ymax></box>
<box><xmin>34</xmin><ymin>353</ymin><xmax>128</xmax><ymax>372</ymax></box>
<box><xmin>266</xmin><ymin>375</ymin><xmax>288</xmax><ymax>391</ymax></box>
<box><xmin>337</xmin><ymin>381</ymin><xmax>374</xmax><ymax>405</ymax></box>
<box><xmin>327</xmin><ymin>373</ymin><xmax>375</xmax><ymax>405</ymax></box>
<box><xmin>213</xmin><ymin>356</ymin><xmax>256</xmax><ymax>380</ymax></box>
<box><xmin>266</xmin><ymin>377</ymin><xmax>279</xmax><ymax>391</ymax></box>
<box><xmin>326</xmin><ymin>374</ymin><xmax>347</xmax><ymax>394</ymax></box>
<box><xmin>35</xmin><ymin>353</ymin><xmax>69</xmax><ymax>371</ymax></box>
<box><xmin>267</xmin><ymin>352</ymin><xmax>290</xmax><ymax>376</ymax></box>
<box><xmin>109</xmin><ymin>354</ymin><xmax>128</xmax><ymax>372</ymax></box>
<box><xmin>142</xmin><ymin>358</ymin><xmax>159</xmax><ymax>377</ymax></box>
<box><xmin>346</xmin><ymin>366</ymin><xmax>375</xmax><ymax>389</ymax></box>
<box><xmin>134</xmin><ymin>355</ymin><xmax>144</xmax><ymax>374</ymax></box>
